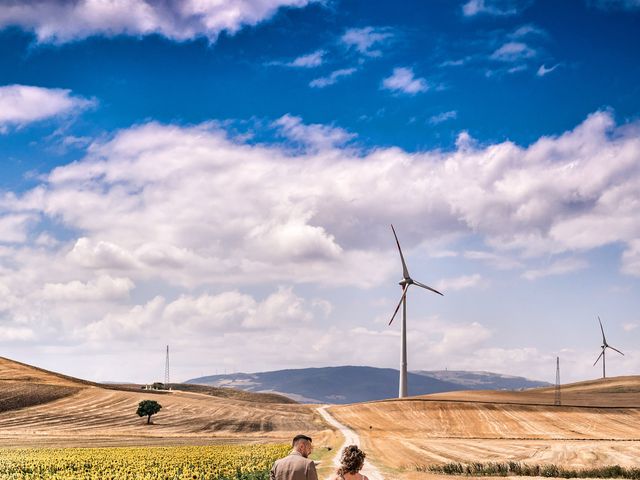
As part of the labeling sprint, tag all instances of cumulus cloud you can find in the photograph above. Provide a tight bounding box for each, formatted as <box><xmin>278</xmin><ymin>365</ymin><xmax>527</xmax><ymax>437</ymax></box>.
<box><xmin>341</xmin><ymin>26</ymin><xmax>393</xmax><ymax>57</ymax></box>
<box><xmin>0</xmin><ymin>0</ymin><xmax>318</xmax><ymax>43</ymax></box>
<box><xmin>1</xmin><ymin>110</ymin><xmax>640</xmax><ymax>379</ymax></box>
<box><xmin>490</xmin><ymin>42</ymin><xmax>537</xmax><ymax>62</ymax></box>
<box><xmin>462</xmin><ymin>0</ymin><xmax>531</xmax><ymax>16</ymax></box>
<box><xmin>85</xmin><ymin>286</ymin><xmax>325</xmax><ymax>341</ymax></box>
<box><xmin>287</xmin><ymin>50</ymin><xmax>325</xmax><ymax>68</ymax></box>
<box><xmin>429</xmin><ymin>110</ymin><xmax>458</xmax><ymax>125</ymax></box>
<box><xmin>4</xmin><ymin>109</ymin><xmax>640</xmax><ymax>289</ymax></box>
<box><xmin>42</xmin><ymin>275</ymin><xmax>134</xmax><ymax>302</ymax></box>
<box><xmin>273</xmin><ymin>114</ymin><xmax>356</xmax><ymax>149</ymax></box>
<box><xmin>0</xmin><ymin>85</ymin><xmax>93</xmax><ymax>130</ymax></box>
<box><xmin>309</xmin><ymin>68</ymin><xmax>357</xmax><ymax>88</ymax></box>
<box><xmin>382</xmin><ymin>67</ymin><xmax>428</xmax><ymax>95</ymax></box>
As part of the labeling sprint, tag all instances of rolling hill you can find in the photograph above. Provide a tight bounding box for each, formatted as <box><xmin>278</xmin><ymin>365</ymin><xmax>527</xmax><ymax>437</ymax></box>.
<box><xmin>328</xmin><ymin>375</ymin><xmax>640</xmax><ymax>475</ymax></box>
<box><xmin>186</xmin><ymin>366</ymin><xmax>550</xmax><ymax>403</ymax></box>
<box><xmin>0</xmin><ymin>356</ymin><xmax>329</xmax><ymax>447</ymax></box>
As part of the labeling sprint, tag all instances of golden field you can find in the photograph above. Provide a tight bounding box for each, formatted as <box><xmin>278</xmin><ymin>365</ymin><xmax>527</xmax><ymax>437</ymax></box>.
<box><xmin>328</xmin><ymin>377</ymin><xmax>640</xmax><ymax>479</ymax></box>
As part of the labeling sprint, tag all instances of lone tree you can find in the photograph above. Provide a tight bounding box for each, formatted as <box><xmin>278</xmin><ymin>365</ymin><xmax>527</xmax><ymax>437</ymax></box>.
<box><xmin>136</xmin><ymin>399</ymin><xmax>162</xmax><ymax>424</ymax></box>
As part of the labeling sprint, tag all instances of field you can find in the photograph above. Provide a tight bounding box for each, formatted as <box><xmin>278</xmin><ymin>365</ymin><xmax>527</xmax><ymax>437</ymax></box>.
<box><xmin>0</xmin><ymin>444</ymin><xmax>290</xmax><ymax>479</ymax></box>
<box><xmin>3</xmin><ymin>356</ymin><xmax>640</xmax><ymax>480</ymax></box>
<box><xmin>0</xmin><ymin>357</ymin><xmax>332</xmax><ymax>448</ymax></box>
<box><xmin>328</xmin><ymin>377</ymin><xmax>640</xmax><ymax>479</ymax></box>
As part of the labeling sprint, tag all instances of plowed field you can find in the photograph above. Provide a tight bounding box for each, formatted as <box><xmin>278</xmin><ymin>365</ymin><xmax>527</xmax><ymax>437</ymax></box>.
<box><xmin>0</xmin><ymin>357</ymin><xmax>330</xmax><ymax>447</ymax></box>
<box><xmin>329</xmin><ymin>377</ymin><xmax>640</xmax><ymax>478</ymax></box>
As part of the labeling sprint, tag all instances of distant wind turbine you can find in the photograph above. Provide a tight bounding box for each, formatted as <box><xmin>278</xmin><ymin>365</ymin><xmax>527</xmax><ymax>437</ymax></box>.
<box><xmin>593</xmin><ymin>316</ymin><xmax>624</xmax><ymax>379</ymax></box>
<box><xmin>388</xmin><ymin>224</ymin><xmax>443</xmax><ymax>398</ymax></box>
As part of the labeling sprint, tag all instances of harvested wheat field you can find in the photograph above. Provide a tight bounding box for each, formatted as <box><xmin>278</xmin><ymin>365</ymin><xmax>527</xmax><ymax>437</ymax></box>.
<box><xmin>329</xmin><ymin>377</ymin><xmax>640</xmax><ymax>479</ymax></box>
<box><xmin>0</xmin><ymin>357</ymin><xmax>332</xmax><ymax>448</ymax></box>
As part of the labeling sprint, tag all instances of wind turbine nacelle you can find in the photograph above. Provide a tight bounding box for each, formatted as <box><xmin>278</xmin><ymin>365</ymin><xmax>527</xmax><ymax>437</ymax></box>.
<box><xmin>399</xmin><ymin>278</ymin><xmax>412</xmax><ymax>286</ymax></box>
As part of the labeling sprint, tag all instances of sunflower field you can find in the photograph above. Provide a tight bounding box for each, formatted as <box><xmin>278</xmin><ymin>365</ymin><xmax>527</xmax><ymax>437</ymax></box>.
<box><xmin>0</xmin><ymin>444</ymin><xmax>290</xmax><ymax>479</ymax></box>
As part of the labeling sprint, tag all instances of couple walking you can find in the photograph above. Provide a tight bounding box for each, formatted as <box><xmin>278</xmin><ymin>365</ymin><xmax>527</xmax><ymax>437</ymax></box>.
<box><xmin>270</xmin><ymin>434</ymin><xmax>370</xmax><ymax>480</ymax></box>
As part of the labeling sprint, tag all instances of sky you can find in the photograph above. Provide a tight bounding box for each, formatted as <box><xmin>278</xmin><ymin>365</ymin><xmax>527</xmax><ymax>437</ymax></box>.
<box><xmin>0</xmin><ymin>0</ymin><xmax>639</xmax><ymax>385</ymax></box>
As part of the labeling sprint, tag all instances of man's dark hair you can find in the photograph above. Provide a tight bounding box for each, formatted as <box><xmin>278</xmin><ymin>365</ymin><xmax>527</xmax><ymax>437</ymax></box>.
<box><xmin>292</xmin><ymin>434</ymin><xmax>312</xmax><ymax>447</ymax></box>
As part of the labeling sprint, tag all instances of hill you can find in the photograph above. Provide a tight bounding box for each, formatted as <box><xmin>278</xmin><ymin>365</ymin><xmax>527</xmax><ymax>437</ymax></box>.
<box><xmin>415</xmin><ymin>369</ymin><xmax>550</xmax><ymax>390</ymax></box>
<box><xmin>328</xmin><ymin>375</ymin><xmax>640</xmax><ymax>476</ymax></box>
<box><xmin>186</xmin><ymin>366</ymin><xmax>548</xmax><ymax>403</ymax></box>
<box><xmin>0</xmin><ymin>356</ymin><xmax>328</xmax><ymax>447</ymax></box>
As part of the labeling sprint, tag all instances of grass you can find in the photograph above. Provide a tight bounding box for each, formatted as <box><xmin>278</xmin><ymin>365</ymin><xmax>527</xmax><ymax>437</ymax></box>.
<box><xmin>419</xmin><ymin>462</ymin><xmax>640</xmax><ymax>479</ymax></box>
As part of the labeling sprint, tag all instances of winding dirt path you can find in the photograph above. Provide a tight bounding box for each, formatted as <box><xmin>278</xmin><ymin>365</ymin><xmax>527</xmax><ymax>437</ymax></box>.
<box><xmin>317</xmin><ymin>406</ymin><xmax>384</xmax><ymax>480</ymax></box>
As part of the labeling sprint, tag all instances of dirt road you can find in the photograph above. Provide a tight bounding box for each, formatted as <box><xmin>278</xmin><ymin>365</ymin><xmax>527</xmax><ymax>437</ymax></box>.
<box><xmin>317</xmin><ymin>406</ymin><xmax>384</xmax><ymax>480</ymax></box>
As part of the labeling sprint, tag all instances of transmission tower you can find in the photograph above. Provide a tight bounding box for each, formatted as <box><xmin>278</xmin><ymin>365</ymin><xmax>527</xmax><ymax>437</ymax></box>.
<box><xmin>554</xmin><ymin>356</ymin><xmax>561</xmax><ymax>406</ymax></box>
<box><xmin>164</xmin><ymin>345</ymin><xmax>170</xmax><ymax>388</ymax></box>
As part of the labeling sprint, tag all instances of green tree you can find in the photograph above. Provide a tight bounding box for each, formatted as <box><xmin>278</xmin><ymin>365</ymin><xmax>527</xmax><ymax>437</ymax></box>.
<box><xmin>136</xmin><ymin>399</ymin><xmax>162</xmax><ymax>424</ymax></box>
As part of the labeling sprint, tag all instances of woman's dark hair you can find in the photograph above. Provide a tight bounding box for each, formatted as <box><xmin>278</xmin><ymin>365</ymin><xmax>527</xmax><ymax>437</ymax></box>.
<box><xmin>337</xmin><ymin>445</ymin><xmax>366</xmax><ymax>476</ymax></box>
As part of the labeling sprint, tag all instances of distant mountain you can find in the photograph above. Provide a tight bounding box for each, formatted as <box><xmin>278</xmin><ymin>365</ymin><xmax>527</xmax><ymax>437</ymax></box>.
<box><xmin>414</xmin><ymin>370</ymin><xmax>551</xmax><ymax>390</ymax></box>
<box><xmin>186</xmin><ymin>366</ymin><xmax>552</xmax><ymax>404</ymax></box>
<box><xmin>186</xmin><ymin>366</ymin><xmax>466</xmax><ymax>404</ymax></box>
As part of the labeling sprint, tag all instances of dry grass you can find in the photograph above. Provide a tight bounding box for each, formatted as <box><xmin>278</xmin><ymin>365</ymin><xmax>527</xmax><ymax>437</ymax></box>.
<box><xmin>0</xmin><ymin>356</ymin><xmax>332</xmax><ymax>448</ymax></box>
<box><xmin>329</xmin><ymin>376</ymin><xmax>640</xmax><ymax>479</ymax></box>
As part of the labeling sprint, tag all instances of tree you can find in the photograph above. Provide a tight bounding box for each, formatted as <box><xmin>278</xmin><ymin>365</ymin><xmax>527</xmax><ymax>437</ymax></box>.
<box><xmin>136</xmin><ymin>399</ymin><xmax>162</xmax><ymax>424</ymax></box>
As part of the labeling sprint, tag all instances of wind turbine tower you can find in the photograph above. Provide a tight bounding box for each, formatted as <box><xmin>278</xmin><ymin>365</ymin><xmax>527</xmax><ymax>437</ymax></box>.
<box><xmin>593</xmin><ymin>316</ymin><xmax>624</xmax><ymax>379</ymax></box>
<box><xmin>387</xmin><ymin>225</ymin><xmax>443</xmax><ymax>398</ymax></box>
<box><xmin>164</xmin><ymin>345</ymin><xmax>170</xmax><ymax>387</ymax></box>
<box><xmin>554</xmin><ymin>356</ymin><xmax>561</xmax><ymax>406</ymax></box>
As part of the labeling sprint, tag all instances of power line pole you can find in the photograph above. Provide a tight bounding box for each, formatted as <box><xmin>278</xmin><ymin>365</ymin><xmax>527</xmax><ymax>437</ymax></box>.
<box><xmin>164</xmin><ymin>345</ymin><xmax>170</xmax><ymax>388</ymax></box>
<box><xmin>554</xmin><ymin>356</ymin><xmax>561</xmax><ymax>406</ymax></box>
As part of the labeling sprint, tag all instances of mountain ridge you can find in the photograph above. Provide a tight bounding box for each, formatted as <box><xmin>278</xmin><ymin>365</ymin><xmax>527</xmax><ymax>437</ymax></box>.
<box><xmin>186</xmin><ymin>365</ymin><xmax>551</xmax><ymax>404</ymax></box>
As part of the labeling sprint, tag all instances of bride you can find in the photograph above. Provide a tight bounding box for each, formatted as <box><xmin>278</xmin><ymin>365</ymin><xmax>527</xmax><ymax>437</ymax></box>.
<box><xmin>329</xmin><ymin>445</ymin><xmax>369</xmax><ymax>480</ymax></box>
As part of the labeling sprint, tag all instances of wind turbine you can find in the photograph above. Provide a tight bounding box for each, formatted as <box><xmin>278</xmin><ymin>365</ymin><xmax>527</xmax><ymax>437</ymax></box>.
<box><xmin>593</xmin><ymin>316</ymin><xmax>624</xmax><ymax>379</ymax></box>
<box><xmin>388</xmin><ymin>224</ymin><xmax>443</xmax><ymax>398</ymax></box>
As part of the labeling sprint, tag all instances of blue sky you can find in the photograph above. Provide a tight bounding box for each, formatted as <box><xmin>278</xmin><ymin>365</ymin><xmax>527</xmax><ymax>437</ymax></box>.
<box><xmin>0</xmin><ymin>0</ymin><xmax>639</xmax><ymax>384</ymax></box>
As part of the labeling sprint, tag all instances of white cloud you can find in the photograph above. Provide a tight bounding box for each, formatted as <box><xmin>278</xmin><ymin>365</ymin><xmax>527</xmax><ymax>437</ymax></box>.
<box><xmin>510</xmin><ymin>24</ymin><xmax>547</xmax><ymax>39</ymax></box>
<box><xmin>435</xmin><ymin>274</ymin><xmax>483</xmax><ymax>292</ymax></box>
<box><xmin>288</xmin><ymin>50</ymin><xmax>325</xmax><ymax>68</ymax></box>
<box><xmin>0</xmin><ymin>214</ymin><xmax>36</xmax><ymax>243</ymax></box>
<box><xmin>429</xmin><ymin>110</ymin><xmax>458</xmax><ymax>125</ymax></box>
<box><xmin>522</xmin><ymin>257</ymin><xmax>588</xmax><ymax>280</ymax></box>
<box><xmin>341</xmin><ymin>26</ymin><xmax>393</xmax><ymax>57</ymax></box>
<box><xmin>85</xmin><ymin>286</ymin><xmax>323</xmax><ymax>341</ymax></box>
<box><xmin>622</xmin><ymin>323</ymin><xmax>638</xmax><ymax>332</ymax></box>
<box><xmin>309</xmin><ymin>68</ymin><xmax>357</xmax><ymax>88</ymax></box>
<box><xmin>3</xmin><ymin>110</ymin><xmax>640</xmax><ymax>287</ymax></box>
<box><xmin>273</xmin><ymin>114</ymin><xmax>356</xmax><ymax>149</ymax></box>
<box><xmin>537</xmin><ymin>64</ymin><xmax>560</xmax><ymax>77</ymax></box>
<box><xmin>1</xmin><ymin>110</ymin><xmax>640</xmax><ymax>379</ymax></box>
<box><xmin>0</xmin><ymin>326</ymin><xmax>35</xmax><ymax>342</ymax></box>
<box><xmin>42</xmin><ymin>275</ymin><xmax>134</xmax><ymax>302</ymax></box>
<box><xmin>0</xmin><ymin>0</ymin><xmax>318</xmax><ymax>44</ymax></box>
<box><xmin>0</xmin><ymin>85</ymin><xmax>92</xmax><ymax>130</ymax></box>
<box><xmin>381</xmin><ymin>67</ymin><xmax>428</xmax><ymax>95</ymax></box>
<box><xmin>462</xmin><ymin>0</ymin><xmax>530</xmax><ymax>16</ymax></box>
<box><xmin>490</xmin><ymin>42</ymin><xmax>536</xmax><ymax>62</ymax></box>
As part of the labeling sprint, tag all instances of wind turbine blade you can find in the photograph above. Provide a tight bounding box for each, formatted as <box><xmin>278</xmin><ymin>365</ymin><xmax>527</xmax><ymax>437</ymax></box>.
<box><xmin>390</xmin><ymin>224</ymin><xmax>410</xmax><ymax>279</ymax></box>
<box><xmin>413</xmin><ymin>279</ymin><xmax>444</xmax><ymax>296</ymax></box>
<box><xmin>598</xmin><ymin>316</ymin><xmax>607</xmax><ymax>344</ymax></box>
<box><xmin>388</xmin><ymin>285</ymin><xmax>409</xmax><ymax>326</ymax></box>
<box><xmin>608</xmin><ymin>346</ymin><xmax>625</xmax><ymax>356</ymax></box>
<box><xmin>593</xmin><ymin>349</ymin><xmax>604</xmax><ymax>366</ymax></box>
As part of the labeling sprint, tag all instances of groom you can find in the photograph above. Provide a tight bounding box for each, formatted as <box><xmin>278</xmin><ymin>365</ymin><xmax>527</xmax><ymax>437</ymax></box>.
<box><xmin>270</xmin><ymin>434</ymin><xmax>318</xmax><ymax>480</ymax></box>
